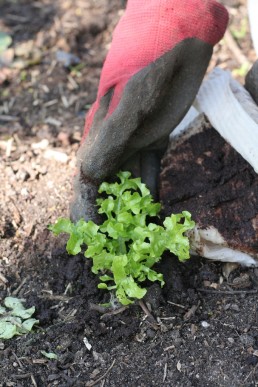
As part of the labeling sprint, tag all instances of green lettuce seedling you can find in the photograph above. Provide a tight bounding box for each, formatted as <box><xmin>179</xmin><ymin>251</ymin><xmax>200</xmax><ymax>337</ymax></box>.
<box><xmin>0</xmin><ymin>297</ymin><xmax>38</xmax><ymax>339</ymax></box>
<box><xmin>50</xmin><ymin>171</ymin><xmax>195</xmax><ymax>305</ymax></box>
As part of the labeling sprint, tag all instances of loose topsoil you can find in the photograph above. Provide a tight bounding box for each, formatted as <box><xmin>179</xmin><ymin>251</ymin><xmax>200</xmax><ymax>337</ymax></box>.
<box><xmin>1</xmin><ymin>1</ymin><xmax>258</xmax><ymax>386</ymax></box>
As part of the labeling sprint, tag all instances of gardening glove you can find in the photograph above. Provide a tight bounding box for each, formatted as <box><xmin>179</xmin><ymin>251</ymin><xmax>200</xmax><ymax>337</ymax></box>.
<box><xmin>71</xmin><ymin>0</ymin><xmax>228</xmax><ymax>222</ymax></box>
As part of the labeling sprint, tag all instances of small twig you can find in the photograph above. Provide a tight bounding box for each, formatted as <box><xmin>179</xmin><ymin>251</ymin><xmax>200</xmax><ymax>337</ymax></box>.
<box><xmin>100</xmin><ymin>306</ymin><xmax>128</xmax><ymax>320</ymax></box>
<box><xmin>12</xmin><ymin>352</ymin><xmax>23</xmax><ymax>369</ymax></box>
<box><xmin>197</xmin><ymin>288</ymin><xmax>258</xmax><ymax>295</ymax></box>
<box><xmin>100</xmin><ymin>380</ymin><xmax>105</xmax><ymax>387</ymax></box>
<box><xmin>138</xmin><ymin>300</ymin><xmax>160</xmax><ymax>330</ymax></box>
<box><xmin>163</xmin><ymin>363</ymin><xmax>168</xmax><ymax>383</ymax></box>
<box><xmin>243</xmin><ymin>362</ymin><xmax>258</xmax><ymax>384</ymax></box>
<box><xmin>11</xmin><ymin>373</ymin><xmax>32</xmax><ymax>380</ymax></box>
<box><xmin>159</xmin><ymin>317</ymin><xmax>176</xmax><ymax>321</ymax></box>
<box><xmin>138</xmin><ymin>300</ymin><xmax>157</xmax><ymax>324</ymax></box>
<box><xmin>183</xmin><ymin>301</ymin><xmax>201</xmax><ymax>321</ymax></box>
<box><xmin>12</xmin><ymin>277</ymin><xmax>28</xmax><ymax>296</ymax></box>
<box><xmin>167</xmin><ymin>301</ymin><xmax>187</xmax><ymax>309</ymax></box>
<box><xmin>86</xmin><ymin>359</ymin><xmax>116</xmax><ymax>387</ymax></box>
<box><xmin>64</xmin><ymin>282</ymin><xmax>72</xmax><ymax>295</ymax></box>
<box><xmin>164</xmin><ymin>345</ymin><xmax>175</xmax><ymax>352</ymax></box>
<box><xmin>30</xmin><ymin>374</ymin><xmax>38</xmax><ymax>387</ymax></box>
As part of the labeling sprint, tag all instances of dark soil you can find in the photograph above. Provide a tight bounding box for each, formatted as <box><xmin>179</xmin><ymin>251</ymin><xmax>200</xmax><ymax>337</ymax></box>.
<box><xmin>160</xmin><ymin>117</ymin><xmax>258</xmax><ymax>256</ymax></box>
<box><xmin>1</xmin><ymin>1</ymin><xmax>258</xmax><ymax>386</ymax></box>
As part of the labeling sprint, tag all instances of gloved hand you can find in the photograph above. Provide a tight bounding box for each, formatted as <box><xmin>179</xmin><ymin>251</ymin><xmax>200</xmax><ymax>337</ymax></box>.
<box><xmin>71</xmin><ymin>0</ymin><xmax>228</xmax><ymax>222</ymax></box>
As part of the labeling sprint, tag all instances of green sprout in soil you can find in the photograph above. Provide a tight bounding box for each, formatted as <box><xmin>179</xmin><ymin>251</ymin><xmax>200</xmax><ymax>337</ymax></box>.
<box><xmin>0</xmin><ymin>297</ymin><xmax>39</xmax><ymax>339</ymax></box>
<box><xmin>50</xmin><ymin>171</ymin><xmax>195</xmax><ymax>306</ymax></box>
<box><xmin>41</xmin><ymin>350</ymin><xmax>58</xmax><ymax>360</ymax></box>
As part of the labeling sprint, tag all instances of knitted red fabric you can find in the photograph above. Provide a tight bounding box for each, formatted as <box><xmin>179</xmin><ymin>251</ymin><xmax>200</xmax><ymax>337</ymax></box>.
<box><xmin>83</xmin><ymin>0</ymin><xmax>228</xmax><ymax>139</ymax></box>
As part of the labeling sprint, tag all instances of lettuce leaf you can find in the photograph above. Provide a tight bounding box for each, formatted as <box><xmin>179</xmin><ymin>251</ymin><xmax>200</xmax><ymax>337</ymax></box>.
<box><xmin>50</xmin><ymin>171</ymin><xmax>195</xmax><ymax>305</ymax></box>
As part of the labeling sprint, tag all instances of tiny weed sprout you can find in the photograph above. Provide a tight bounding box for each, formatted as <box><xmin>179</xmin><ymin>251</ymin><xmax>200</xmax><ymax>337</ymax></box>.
<box><xmin>41</xmin><ymin>351</ymin><xmax>58</xmax><ymax>360</ymax></box>
<box><xmin>50</xmin><ymin>171</ymin><xmax>195</xmax><ymax>305</ymax></box>
<box><xmin>0</xmin><ymin>297</ymin><xmax>38</xmax><ymax>340</ymax></box>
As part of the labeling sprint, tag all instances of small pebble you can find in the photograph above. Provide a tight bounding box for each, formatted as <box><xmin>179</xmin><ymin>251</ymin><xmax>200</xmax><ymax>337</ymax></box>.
<box><xmin>32</xmin><ymin>139</ymin><xmax>49</xmax><ymax>150</ymax></box>
<box><xmin>16</xmin><ymin>168</ymin><xmax>30</xmax><ymax>181</ymax></box>
<box><xmin>83</xmin><ymin>337</ymin><xmax>92</xmax><ymax>351</ymax></box>
<box><xmin>44</xmin><ymin>149</ymin><xmax>68</xmax><ymax>163</ymax></box>
<box><xmin>201</xmin><ymin>321</ymin><xmax>210</xmax><ymax>328</ymax></box>
<box><xmin>21</xmin><ymin>188</ymin><xmax>29</xmax><ymax>196</ymax></box>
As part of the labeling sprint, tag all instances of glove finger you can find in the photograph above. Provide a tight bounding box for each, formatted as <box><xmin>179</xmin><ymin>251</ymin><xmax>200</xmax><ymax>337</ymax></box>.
<box><xmin>79</xmin><ymin>38</ymin><xmax>212</xmax><ymax>181</ymax></box>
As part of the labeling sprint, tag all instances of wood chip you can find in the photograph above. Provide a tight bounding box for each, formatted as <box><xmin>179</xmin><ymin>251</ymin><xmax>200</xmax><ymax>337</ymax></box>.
<box><xmin>167</xmin><ymin>300</ymin><xmax>186</xmax><ymax>309</ymax></box>
<box><xmin>43</xmin><ymin>149</ymin><xmax>68</xmax><ymax>163</ymax></box>
<box><xmin>163</xmin><ymin>363</ymin><xmax>168</xmax><ymax>383</ymax></box>
<box><xmin>176</xmin><ymin>361</ymin><xmax>182</xmax><ymax>372</ymax></box>
<box><xmin>183</xmin><ymin>302</ymin><xmax>200</xmax><ymax>321</ymax></box>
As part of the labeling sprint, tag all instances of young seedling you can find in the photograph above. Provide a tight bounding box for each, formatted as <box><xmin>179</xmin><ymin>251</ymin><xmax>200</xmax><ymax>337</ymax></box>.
<box><xmin>50</xmin><ymin>171</ymin><xmax>195</xmax><ymax>306</ymax></box>
<box><xmin>41</xmin><ymin>350</ymin><xmax>58</xmax><ymax>360</ymax></box>
<box><xmin>0</xmin><ymin>297</ymin><xmax>38</xmax><ymax>339</ymax></box>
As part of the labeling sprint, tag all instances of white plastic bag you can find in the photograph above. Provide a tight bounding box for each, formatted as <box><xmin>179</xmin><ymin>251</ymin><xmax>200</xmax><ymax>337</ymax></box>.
<box><xmin>173</xmin><ymin>68</ymin><xmax>258</xmax><ymax>173</ymax></box>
